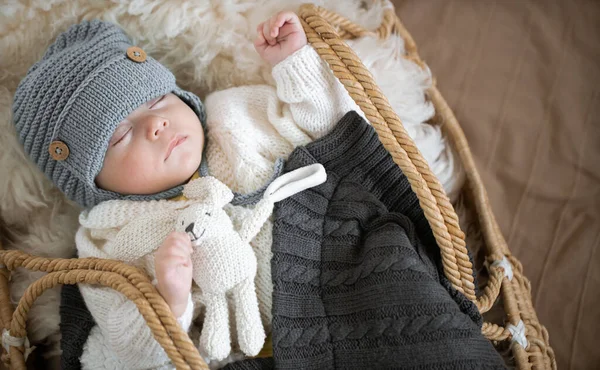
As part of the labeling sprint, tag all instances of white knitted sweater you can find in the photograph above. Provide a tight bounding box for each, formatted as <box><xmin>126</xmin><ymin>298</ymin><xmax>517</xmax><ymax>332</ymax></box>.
<box><xmin>77</xmin><ymin>45</ymin><xmax>362</xmax><ymax>369</ymax></box>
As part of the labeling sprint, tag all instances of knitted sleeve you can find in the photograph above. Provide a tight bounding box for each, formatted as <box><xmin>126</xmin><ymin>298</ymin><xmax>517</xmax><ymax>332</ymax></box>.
<box><xmin>272</xmin><ymin>45</ymin><xmax>366</xmax><ymax>140</ymax></box>
<box><xmin>204</xmin><ymin>45</ymin><xmax>365</xmax><ymax>195</ymax></box>
<box><xmin>79</xmin><ymin>284</ymin><xmax>194</xmax><ymax>368</ymax></box>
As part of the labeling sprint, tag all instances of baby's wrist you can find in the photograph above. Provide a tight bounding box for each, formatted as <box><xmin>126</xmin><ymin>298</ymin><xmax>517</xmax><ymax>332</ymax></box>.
<box><xmin>271</xmin><ymin>46</ymin><xmax>304</xmax><ymax>67</ymax></box>
<box><xmin>153</xmin><ymin>278</ymin><xmax>189</xmax><ymax>318</ymax></box>
<box><xmin>169</xmin><ymin>299</ymin><xmax>189</xmax><ymax>318</ymax></box>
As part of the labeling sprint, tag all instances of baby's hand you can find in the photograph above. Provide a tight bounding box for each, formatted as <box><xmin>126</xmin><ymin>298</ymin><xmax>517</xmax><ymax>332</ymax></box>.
<box><xmin>155</xmin><ymin>232</ymin><xmax>193</xmax><ymax>318</ymax></box>
<box><xmin>254</xmin><ymin>11</ymin><xmax>308</xmax><ymax>67</ymax></box>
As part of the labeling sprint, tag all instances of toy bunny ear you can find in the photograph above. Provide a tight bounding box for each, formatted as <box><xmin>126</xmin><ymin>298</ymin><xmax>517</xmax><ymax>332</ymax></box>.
<box><xmin>183</xmin><ymin>176</ymin><xmax>234</xmax><ymax>208</ymax></box>
<box><xmin>105</xmin><ymin>209</ymin><xmax>178</xmax><ymax>262</ymax></box>
<box><xmin>79</xmin><ymin>199</ymin><xmax>175</xmax><ymax>230</ymax></box>
<box><xmin>265</xmin><ymin>163</ymin><xmax>327</xmax><ymax>203</ymax></box>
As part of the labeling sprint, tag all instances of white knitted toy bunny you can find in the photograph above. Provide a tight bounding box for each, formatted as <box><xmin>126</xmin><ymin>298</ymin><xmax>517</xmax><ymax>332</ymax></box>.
<box><xmin>176</xmin><ymin>177</ymin><xmax>266</xmax><ymax>360</ymax></box>
<box><xmin>176</xmin><ymin>163</ymin><xmax>326</xmax><ymax>360</ymax></box>
<box><xmin>77</xmin><ymin>163</ymin><xmax>326</xmax><ymax>362</ymax></box>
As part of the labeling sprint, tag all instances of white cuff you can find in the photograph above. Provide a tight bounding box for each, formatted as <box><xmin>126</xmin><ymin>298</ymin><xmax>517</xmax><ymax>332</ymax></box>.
<box><xmin>176</xmin><ymin>293</ymin><xmax>195</xmax><ymax>331</ymax></box>
<box><xmin>272</xmin><ymin>45</ymin><xmax>333</xmax><ymax>102</ymax></box>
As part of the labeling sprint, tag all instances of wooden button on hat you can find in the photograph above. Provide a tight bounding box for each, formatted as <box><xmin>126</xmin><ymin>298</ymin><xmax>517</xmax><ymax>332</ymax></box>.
<box><xmin>126</xmin><ymin>46</ymin><xmax>146</xmax><ymax>63</ymax></box>
<box><xmin>48</xmin><ymin>140</ymin><xmax>69</xmax><ymax>161</ymax></box>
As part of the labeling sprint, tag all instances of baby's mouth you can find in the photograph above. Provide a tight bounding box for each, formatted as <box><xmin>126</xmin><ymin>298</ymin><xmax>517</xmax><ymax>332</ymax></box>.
<box><xmin>165</xmin><ymin>135</ymin><xmax>187</xmax><ymax>161</ymax></box>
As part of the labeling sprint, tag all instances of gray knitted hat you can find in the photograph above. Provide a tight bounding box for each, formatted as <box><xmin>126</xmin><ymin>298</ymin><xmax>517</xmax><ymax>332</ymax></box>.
<box><xmin>12</xmin><ymin>20</ymin><xmax>206</xmax><ymax>208</ymax></box>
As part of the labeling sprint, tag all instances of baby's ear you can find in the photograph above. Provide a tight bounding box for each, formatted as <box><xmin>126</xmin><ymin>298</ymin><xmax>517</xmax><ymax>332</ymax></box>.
<box><xmin>183</xmin><ymin>176</ymin><xmax>234</xmax><ymax>208</ymax></box>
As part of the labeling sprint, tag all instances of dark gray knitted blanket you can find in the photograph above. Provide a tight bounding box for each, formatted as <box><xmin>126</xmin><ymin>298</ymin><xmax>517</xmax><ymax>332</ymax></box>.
<box><xmin>229</xmin><ymin>111</ymin><xmax>504</xmax><ymax>370</ymax></box>
<box><xmin>61</xmin><ymin>111</ymin><xmax>504</xmax><ymax>369</ymax></box>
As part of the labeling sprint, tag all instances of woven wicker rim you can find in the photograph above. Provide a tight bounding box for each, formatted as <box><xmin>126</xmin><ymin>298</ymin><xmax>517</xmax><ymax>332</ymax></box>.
<box><xmin>0</xmin><ymin>2</ymin><xmax>555</xmax><ymax>369</ymax></box>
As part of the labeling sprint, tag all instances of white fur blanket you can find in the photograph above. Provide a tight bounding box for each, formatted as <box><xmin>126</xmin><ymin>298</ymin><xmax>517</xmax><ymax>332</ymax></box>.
<box><xmin>0</xmin><ymin>0</ymin><xmax>464</xmax><ymax>362</ymax></box>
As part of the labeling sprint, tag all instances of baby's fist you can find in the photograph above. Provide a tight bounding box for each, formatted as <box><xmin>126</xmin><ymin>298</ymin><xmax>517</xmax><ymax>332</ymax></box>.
<box><xmin>155</xmin><ymin>232</ymin><xmax>193</xmax><ymax>318</ymax></box>
<box><xmin>254</xmin><ymin>11</ymin><xmax>307</xmax><ymax>67</ymax></box>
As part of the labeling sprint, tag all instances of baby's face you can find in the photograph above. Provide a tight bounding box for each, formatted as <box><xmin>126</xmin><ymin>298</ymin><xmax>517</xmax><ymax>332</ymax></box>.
<box><xmin>96</xmin><ymin>93</ymin><xmax>204</xmax><ymax>195</ymax></box>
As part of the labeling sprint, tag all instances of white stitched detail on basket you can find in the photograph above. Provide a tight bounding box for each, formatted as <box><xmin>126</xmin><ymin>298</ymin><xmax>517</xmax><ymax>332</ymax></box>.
<box><xmin>507</xmin><ymin>320</ymin><xmax>529</xmax><ymax>349</ymax></box>
<box><xmin>2</xmin><ymin>329</ymin><xmax>35</xmax><ymax>360</ymax></box>
<box><xmin>491</xmin><ymin>256</ymin><xmax>513</xmax><ymax>281</ymax></box>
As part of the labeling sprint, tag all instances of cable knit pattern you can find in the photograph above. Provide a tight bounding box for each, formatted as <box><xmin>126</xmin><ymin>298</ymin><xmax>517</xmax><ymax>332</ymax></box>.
<box><xmin>258</xmin><ymin>112</ymin><xmax>505</xmax><ymax>369</ymax></box>
<box><xmin>273</xmin><ymin>312</ymin><xmax>474</xmax><ymax>348</ymax></box>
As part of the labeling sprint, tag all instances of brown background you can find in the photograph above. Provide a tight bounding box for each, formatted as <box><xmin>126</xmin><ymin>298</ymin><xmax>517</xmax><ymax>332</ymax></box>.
<box><xmin>392</xmin><ymin>0</ymin><xmax>600</xmax><ymax>368</ymax></box>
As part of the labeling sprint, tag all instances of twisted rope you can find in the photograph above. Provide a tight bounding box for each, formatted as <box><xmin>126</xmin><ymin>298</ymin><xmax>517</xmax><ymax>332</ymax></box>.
<box><xmin>481</xmin><ymin>322</ymin><xmax>510</xmax><ymax>342</ymax></box>
<box><xmin>475</xmin><ymin>265</ymin><xmax>504</xmax><ymax>314</ymax></box>
<box><xmin>302</xmin><ymin>5</ymin><xmax>556</xmax><ymax>370</ymax></box>
<box><xmin>299</xmin><ymin>4</ymin><xmax>476</xmax><ymax>302</ymax></box>
<box><xmin>0</xmin><ymin>250</ymin><xmax>207</xmax><ymax>370</ymax></box>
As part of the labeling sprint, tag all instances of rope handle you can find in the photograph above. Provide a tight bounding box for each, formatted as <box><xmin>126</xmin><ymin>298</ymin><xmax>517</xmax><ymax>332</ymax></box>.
<box><xmin>298</xmin><ymin>11</ymin><xmax>560</xmax><ymax>368</ymax></box>
<box><xmin>298</xmin><ymin>3</ymin><xmax>476</xmax><ymax>301</ymax></box>
<box><xmin>0</xmin><ymin>250</ymin><xmax>208</xmax><ymax>370</ymax></box>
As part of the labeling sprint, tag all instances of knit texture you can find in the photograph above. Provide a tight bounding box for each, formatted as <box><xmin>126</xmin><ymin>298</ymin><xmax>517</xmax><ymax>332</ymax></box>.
<box><xmin>60</xmin><ymin>284</ymin><xmax>96</xmax><ymax>370</ymax></box>
<box><xmin>75</xmin><ymin>177</ymin><xmax>272</xmax><ymax>362</ymax></box>
<box><xmin>76</xmin><ymin>167</ymin><xmax>324</xmax><ymax>364</ymax></box>
<box><xmin>204</xmin><ymin>44</ymin><xmax>363</xmax><ymax>196</ymax></box>
<box><xmin>224</xmin><ymin>357</ymin><xmax>275</xmax><ymax>370</ymax></box>
<box><xmin>263</xmin><ymin>111</ymin><xmax>504</xmax><ymax>369</ymax></box>
<box><xmin>11</xmin><ymin>20</ymin><xmax>206</xmax><ymax>208</ymax></box>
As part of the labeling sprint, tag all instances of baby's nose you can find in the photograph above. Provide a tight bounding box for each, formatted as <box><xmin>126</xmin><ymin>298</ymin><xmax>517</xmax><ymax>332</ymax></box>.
<box><xmin>146</xmin><ymin>116</ymin><xmax>169</xmax><ymax>140</ymax></box>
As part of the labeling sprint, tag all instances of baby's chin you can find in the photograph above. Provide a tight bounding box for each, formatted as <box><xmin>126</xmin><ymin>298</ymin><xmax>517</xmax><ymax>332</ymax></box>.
<box><xmin>169</xmin><ymin>153</ymin><xmax>203</xmax><ymax>184</ymax></box>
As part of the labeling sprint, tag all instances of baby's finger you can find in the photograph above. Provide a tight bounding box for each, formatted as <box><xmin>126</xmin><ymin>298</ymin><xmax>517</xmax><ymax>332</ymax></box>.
<box><xmin>269</xmin><ymin>15</ymin><xmax>281</xmax><ymax>39</ymax></box>
<box><xmin>263</xmin><ymin>21</ymin><xmax>275</xmax><ymax>45</ymax></box>
<box><xmin>171</xmin><ymin>231</ymin><xmax>192</xmax><ymax>244</ymax></box>
<box><xmin>268</xmin><ymin>16</ymin><xmax>278</xmax><ymax>37</ymax></box>
<box><xmin>164</xmin><ymin>249</ymin><xmax>192</xmax><ymax>265</ymax></box>
<box><xmin>275</xmin><ymin>11</ymin><xmax>296</xmax><ymax>29</ymax></box>
<box><xmin>167</xmin><ymin>235</ymin><xmax>192</xmax><ymax>252</ymax></box>
<box><xmin>254</xmin><ymin>27</ymin><xmax>267</xmax><ymax>48</ymax></box>
<box><xmin>177</xmin><ymin>240</ymin><xmax>194</xmax><ymax>256</ymax></box>
<box><xmin>164</xmin><ymin>246</ymin><xmax>189</xmax><ymax>261</ymax></box>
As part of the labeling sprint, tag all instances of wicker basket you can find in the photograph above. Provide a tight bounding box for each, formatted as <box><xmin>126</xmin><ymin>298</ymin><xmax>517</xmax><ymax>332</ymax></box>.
<box><xmin>0</xmin><ymin>3</ymin><xmax>555</xmax><ymax>369</ymax></box>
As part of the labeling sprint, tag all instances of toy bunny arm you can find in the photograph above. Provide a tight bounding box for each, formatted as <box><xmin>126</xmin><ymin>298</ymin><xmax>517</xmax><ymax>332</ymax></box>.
<box><xmin>106</xmin><ymin>210</ymin><xmax>177</xmax><ymax>262</ymax></box>
<box><xmin>79</xmin><ymin>284</ymin><xmax>194</xmax><ymax>369</ymax></box>
<box><xmin>79</xmin><ymin>198</ymin><xmax>180</xmax><ymax>262</ymax></box>
<box><xmin>236</xmin><ymin>198</ymin><xmax>275</xmax><ymax>244</ymax></box>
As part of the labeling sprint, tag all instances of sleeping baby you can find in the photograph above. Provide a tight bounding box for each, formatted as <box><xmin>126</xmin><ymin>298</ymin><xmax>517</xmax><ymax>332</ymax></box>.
<box><xmin>12</xmin><ymin>10</ymin><xmax>363</xmax><ymax>369</ymax></box>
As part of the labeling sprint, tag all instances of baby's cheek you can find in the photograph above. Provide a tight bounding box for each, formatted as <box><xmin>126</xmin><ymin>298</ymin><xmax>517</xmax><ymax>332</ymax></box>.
<box><xmin>118</xmin><ymin>149</ymin><xmax>159</xmax><ymax>190</ymax></box>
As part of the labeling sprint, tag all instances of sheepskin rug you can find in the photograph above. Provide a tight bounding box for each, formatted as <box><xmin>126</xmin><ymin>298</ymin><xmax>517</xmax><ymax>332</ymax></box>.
<box><xmin>0</xmin><ymin>0</ymin><xmax>465</xmax><ymax>362</ymax></box>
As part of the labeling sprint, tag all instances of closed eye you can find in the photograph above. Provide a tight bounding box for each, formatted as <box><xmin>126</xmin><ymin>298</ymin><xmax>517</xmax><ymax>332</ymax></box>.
<box><xmin>148</xmin><ymin>95</ymin><xmax>165</xmax><ymax>109</ymax></box>
<box><xmin>110</xmin><ymin>125</ymin><xmax>132</xmax><ymax>146</ymax></box>
<box><xmin>205</xmin><ymin>212</ymin><xmax>211</xmax><ymax>216</ymax></box>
